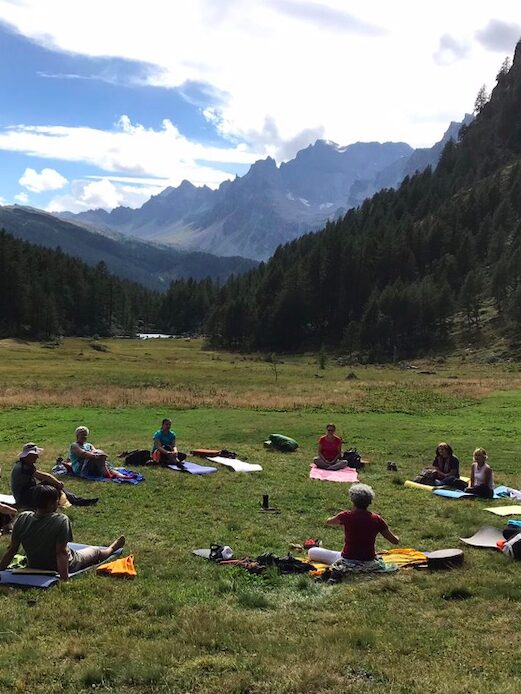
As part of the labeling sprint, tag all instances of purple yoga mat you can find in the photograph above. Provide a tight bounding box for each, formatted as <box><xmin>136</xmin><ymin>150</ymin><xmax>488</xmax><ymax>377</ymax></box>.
<box><xmin>168</xmin><ymin>462</ymin><xmax>217</xmax><ymax>475</ymax></box>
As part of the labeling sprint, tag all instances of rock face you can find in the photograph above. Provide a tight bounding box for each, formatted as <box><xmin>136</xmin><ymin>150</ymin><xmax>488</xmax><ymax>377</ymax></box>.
<box><xmin>61</xmin><ymin>116</ymin><xmax>472</xmax><ymax>261</ymax></box>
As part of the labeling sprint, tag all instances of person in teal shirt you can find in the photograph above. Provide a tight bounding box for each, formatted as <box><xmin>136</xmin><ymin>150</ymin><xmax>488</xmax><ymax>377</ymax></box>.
<box><xmin>151</xmin><ymin>418</ymin><xmax>186</xmax><ymax>467</ymax></box>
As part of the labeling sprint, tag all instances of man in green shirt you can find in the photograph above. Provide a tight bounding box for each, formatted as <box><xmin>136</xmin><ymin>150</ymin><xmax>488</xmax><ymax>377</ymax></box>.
<box><xmin>0</xmin><ymin>485</ymin><xmax>125</xmax><ymax>580</ymax></box>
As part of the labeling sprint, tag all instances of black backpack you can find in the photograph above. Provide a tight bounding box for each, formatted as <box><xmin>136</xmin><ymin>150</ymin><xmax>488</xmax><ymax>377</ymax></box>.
<box><xmin>120</xmin><ymin>449</ymin><xmax>152</xmax><ymax>466</ymax></box>
<box><xmin>342</xmin><ymin>448</ymin><xmax>363</xmax><ymax>470</ymax></box>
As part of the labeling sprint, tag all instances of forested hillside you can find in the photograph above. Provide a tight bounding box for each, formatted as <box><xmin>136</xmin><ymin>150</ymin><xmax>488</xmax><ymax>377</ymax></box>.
<box><xmin>0</xmin><ymin>229</ymin><xmax>222</xmax><ymax>339</ymax></box>
<box><xmin>200</xmin><ymin>44</ymin><xmax>521</xmax><ymax>357</ymax></box>
<box><xmin>0</xmin><ymin>230</ymin><xmax>160</xmax><ymax>338</ymax></box>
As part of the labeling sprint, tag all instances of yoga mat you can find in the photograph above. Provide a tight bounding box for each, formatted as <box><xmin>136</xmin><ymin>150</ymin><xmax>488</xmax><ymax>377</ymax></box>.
<box><xmin>309</xmin><ymin>465</ymin><xmax>358</xmax><ymax>483</ymax></box>
<box><xmin>168</xmin><ymin>462</ymin><xmax>217</xmax><ymax>475</ymax></box>
<box><xmin>0</xmin><ymin>543</ymin><xmax>124</xmax><ymax>588</ymax></box>
<box><xmin>53</xmin><ymin>464</ymin><xmax>144</xmax><ymax>484</ymax></box>
<box><xmin>405</xmin><ymin>477</ymin><xmax>470</xmax><ymax>492</ymax></box>
<box><xmin>0</xmin><ymin>493</ymin><xmax>15</xmax><ymax>505</ymax></box>
<box><xmin>308</xmin><ymin>547</ymin><xmax>341</xmax><ymax>565</ymax></box>
<box><xmin>207</xmin><ymin>456</ymin><xmax>262</xmax><ymax>472</ymax></box>
<box><xmin>405</xmin><ymin>480</ymin><xmax>436</xmax><ymax>491</ymax></box>
<box><xmin>460</xmin><ymin>526</ymin><xmax>504</xmax><ymax>548</ymax></box>
<box><xmin>484</xmin><ymin>505</ymin><xmax>521</xmax><ymax>516</ymax></box>
<box><xmin>433</xmin><ymin>489</ymin><xmax>474</xmax><ymax>499</ymax></box>
<box><xmin>434</xmin><ymin>486</ymin><xmax>508</xmax><ymax>500</ymax></box>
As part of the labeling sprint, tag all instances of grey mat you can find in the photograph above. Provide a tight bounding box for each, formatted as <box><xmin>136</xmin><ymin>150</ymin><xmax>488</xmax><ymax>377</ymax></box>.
<box><xmin>459</xmin><ymin>526</ymin><xmax>504</xmax><ymax>548</ymax></box>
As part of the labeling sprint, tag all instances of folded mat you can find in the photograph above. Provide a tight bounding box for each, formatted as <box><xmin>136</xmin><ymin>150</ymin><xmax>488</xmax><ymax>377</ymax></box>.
<box><xmin>0</xmin><ymin>542</ymin><xmax>123</xmax><ymax>588</ymax></box>
<box><xmin>309</xmin><ymin>465</ymin><xmax>358</xmax><ymax>483</ymax></box>
<box><xmin>460</xmin><ymin>526</ymin><xmax>505</xmax><ymax>548</ymax></box>
<box><xmin>168</xmin><ymin>461</ymin><xmax>217</xmax><ymax>475</ymax></box>
<box><xmin>53</xmin><ymin>464</ymin><xmax>144</xmax><ymax>484</ymax></box>
<box><xmin>0</xmin><ymin>493</ymin><xmax>16</xmax><ymax>505</ymax></box>
<box><xmin>190</xmin><ymin>449</ymin><xmax>221</xmax><ymax>457</ymax></box>
<box><xmin>206</xmin><ymin>456</ymin><xmax>262</xmax><ymax>472</ymax></box>
<box><xmin>434</xmin><ymin>485</ymin><xmax>509</xmax><ymax>500</ymax></box>
<box><xmin>484</xmin><ymin>505</ymin><xmax>521</xmax><ymax>516</ymax></box>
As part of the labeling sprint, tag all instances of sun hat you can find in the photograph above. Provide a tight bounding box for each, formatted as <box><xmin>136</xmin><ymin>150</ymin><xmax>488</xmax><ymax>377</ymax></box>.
<box><xmin>19</xmin><ymin>442</ymin><xmax>44</xmax><ymax>459</ymax></box>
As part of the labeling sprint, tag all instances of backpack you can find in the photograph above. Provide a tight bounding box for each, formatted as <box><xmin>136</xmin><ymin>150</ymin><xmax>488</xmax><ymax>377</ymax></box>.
<box><xmin>265</xmin><ymin>434</ymin><xmax>299</xmax><ymax>452</ymax></box>
<box><xmin>502</xmin><ymin>532</ymin><xmax>521</xmax><ymax>560</ymax></box>
<box><xmin>120</xmin><ymin>449</ymin><xmax>152</xmax><ymax>466</ymax></box>
<box><xmin>342</xmin><ymin>448</ymin><xmax>363</xmax><ymax>469</ymax></box>
<box><xmin>414</xmin><ymin>467</ymin><xmax>438</xmax><ymax>485</ymax></box>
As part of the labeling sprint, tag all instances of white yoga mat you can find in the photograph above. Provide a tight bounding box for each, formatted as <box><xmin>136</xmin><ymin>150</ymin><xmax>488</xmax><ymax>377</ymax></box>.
<box><xmin>207</xmin><ymin>456</ymin><xmax>262</xmax><ymax>472</ymax></box>
<box><xmin>0</xmin><ymin>494</ymin><xmax>15</xmax><ymax>505</ymax></box>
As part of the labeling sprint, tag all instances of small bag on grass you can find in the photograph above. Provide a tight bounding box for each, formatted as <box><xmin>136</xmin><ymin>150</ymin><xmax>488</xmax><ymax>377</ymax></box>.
<box><xmin>414</xmin><ymin>468</ymin><xmax>438</xmax><ymax>485</ymax></box>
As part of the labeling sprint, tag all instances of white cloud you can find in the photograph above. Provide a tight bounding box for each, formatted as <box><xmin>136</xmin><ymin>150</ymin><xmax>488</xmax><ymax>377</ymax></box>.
<box><xmin>0</xmin><ymin>115</ymin><xmax>258</xmax><ymax>187</ymax></box>
<box><xmin>0</xmin><ymin>195</ymin><xmax>5</xmax><ymax>205</ymax></box>
<box><xmin>19</xmin><ymin>166</ymin><xmax>68</xmax><ymax>192</ymax></box>
<box><xmin>0</xmin><ymin>0</ymin><xmax>520</xmax><ymax>155</ymax></box>
<box><xmin>47</xmin><ymin>176</ymin><xmax>166</xmax><ymax>213</ymax></box>
<box><xmin>14</xmin><ymin>192</ymin><xmax>29</xmax><ymax>204</ymax></box>
<box><xmin>476</xmin><ymin>19</ymin><xmax>521</xmax><ymax>51</ymax></box>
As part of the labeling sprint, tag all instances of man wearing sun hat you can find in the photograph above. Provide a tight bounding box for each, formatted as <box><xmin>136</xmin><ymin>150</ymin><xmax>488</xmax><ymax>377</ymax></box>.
<box><xmin>11</xmin><ymin>443</ymin><xmax>98</xmax><ymax>509</ymax></box>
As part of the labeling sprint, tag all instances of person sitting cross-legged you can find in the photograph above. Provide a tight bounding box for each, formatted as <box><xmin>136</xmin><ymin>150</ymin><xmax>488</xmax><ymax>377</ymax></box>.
<box><xmin>0</xmin><ymin>485</ymin><xmax>125</xmax><ymax>581</ymax></box>
<box><xmin>313</xmin><ymin>423</ymin><xmax>346</xmax><ymax>471</ymax></box>
<box><xmin>464</xmin><ymin>448</ymin><xmax>494</xmax><ymax>499</ymax></box>
<box><xmin>325</xmin><ymin>483</ymin><xmax>399</xmax><ymax>577</ymax></box>
<box><xmin>151</xmin><ymin>418</ymin><xmax>186</xmax><ymax>467</ymax></box>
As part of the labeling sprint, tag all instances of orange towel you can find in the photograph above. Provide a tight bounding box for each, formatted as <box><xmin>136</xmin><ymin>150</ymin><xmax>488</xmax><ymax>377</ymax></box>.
<box><xmin>96</xmin><ymin>555</ymin><xmax>137</xmax><ymax>578</ymax></box>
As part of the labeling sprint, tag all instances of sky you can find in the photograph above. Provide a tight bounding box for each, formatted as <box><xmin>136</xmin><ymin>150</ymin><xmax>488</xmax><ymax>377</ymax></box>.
<box><xmin>0</xmin><ymin>0</ymin><xmax>520</xmax><ymax>213</ymax></box>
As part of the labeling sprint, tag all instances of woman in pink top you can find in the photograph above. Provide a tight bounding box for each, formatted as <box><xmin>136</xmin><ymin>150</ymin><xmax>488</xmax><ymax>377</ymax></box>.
<box><xmin>314</xmin><ymin>423</ymin><xmax>345</xmax><ymax>471</ymax></box>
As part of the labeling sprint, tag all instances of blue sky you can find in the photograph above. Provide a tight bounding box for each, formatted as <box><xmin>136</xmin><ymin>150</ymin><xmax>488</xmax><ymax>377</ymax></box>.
<box><xmin>0</xmin><ymin>0</ymin><xmax>520</xmax><ymax>212</ymax></box>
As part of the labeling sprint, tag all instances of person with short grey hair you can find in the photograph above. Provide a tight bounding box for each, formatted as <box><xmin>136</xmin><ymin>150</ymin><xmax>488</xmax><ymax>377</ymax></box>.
<box><xmin>326</xmin><ymin>483</ymin><xmax>399</xmax><ymax>576</ymax></box>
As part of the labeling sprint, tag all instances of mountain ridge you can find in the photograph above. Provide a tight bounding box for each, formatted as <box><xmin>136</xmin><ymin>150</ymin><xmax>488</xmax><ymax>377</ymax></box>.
<box><xmin>59</xmin><ymin>116</ymin><xmax>472</xmax><ymax>261</ymax></box>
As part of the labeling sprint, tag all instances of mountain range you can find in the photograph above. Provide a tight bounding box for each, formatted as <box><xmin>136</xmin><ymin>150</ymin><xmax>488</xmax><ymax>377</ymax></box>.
<box><xmin>0</xmin><ymin>205</ymin><xmax>257</xmax><ymax>291</ymax></box>
<box><xmin>61</xmin><ymin>114</ymin><xmax>473</xmax><ymax>261</ymax></box>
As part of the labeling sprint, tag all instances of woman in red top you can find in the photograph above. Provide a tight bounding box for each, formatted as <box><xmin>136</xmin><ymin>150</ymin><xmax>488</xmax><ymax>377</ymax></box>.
<box><xmin>314</xmin><ymin>423</ymin><xmax>345</xmax><ymax>471</ymax></box>
<box><xmin>327</xmin><ymin>483</ymin><xmax>399</xmax><ymax>562</ymax></box>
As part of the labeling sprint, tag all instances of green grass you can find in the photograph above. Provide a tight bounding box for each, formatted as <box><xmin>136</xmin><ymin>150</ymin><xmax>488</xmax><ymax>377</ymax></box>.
<box><xmin>1</xmin><ymin>340</ymin><xmax>521</xmax><ymax>692</ymax></box>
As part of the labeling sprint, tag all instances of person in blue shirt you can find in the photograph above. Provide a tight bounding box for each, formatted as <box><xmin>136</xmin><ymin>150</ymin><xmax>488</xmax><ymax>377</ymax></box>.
<box><xmin>151</xmin><ymin>418</ymin><xmax>186</xmax><ymax>467</ymax></box>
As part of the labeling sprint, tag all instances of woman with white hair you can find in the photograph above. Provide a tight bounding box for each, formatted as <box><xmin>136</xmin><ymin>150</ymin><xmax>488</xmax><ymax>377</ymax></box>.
<box><xmin>325</xmin><ymin>483</ymin><xmax>399</xmax><ymax>575</ymax></box>
<box><xmin>70</xmin><ymin>427</ymin><xmax>125</xmax><ymax>479</ymax></box>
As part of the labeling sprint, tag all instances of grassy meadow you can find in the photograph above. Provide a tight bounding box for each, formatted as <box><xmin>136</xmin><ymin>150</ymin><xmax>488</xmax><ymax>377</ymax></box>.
<box><xmin>1</xmin><ymin>338</ymin><xmax>521</xmax><ymax>692</ymax></box>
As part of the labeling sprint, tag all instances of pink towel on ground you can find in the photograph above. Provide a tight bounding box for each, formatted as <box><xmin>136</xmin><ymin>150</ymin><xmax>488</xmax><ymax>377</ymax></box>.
<box><xmin>309</xmin><ymin>465</ymin><xmax>358</xmax><ymax>483</ymax></box>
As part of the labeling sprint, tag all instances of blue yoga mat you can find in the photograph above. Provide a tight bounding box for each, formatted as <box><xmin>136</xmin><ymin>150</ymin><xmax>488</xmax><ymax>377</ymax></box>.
<box><xmin>433</xmin><ymin>485</ymin><xmax>510</xmax><ymax>500</ymax></box>
<box><xmin>0</xmin><ymin>543</ymin><xmax>123</xmax><ymax>588</ymax></box>
<box><xmin>168</xmin><ymin>461</ymin><xmax>217</xmax><ymax>475</ymax></box>
<box><xmin>53</xmin><ymin>464</ymin><xmax>144</xmax><ymax>484</ymax></box>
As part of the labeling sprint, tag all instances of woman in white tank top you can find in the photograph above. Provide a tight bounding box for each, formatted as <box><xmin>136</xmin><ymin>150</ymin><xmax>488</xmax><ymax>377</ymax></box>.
<box><xmin>464</xmin><ymin>448</ymin><xmax>494</xmax><ymax>498</ymax></box>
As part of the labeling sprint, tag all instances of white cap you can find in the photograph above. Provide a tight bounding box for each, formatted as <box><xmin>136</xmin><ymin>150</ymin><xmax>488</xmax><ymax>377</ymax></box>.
<box><xmin>19</xmin><ymin>442</ymin><xmax>44</xmax><ymax>459</ymax></box>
